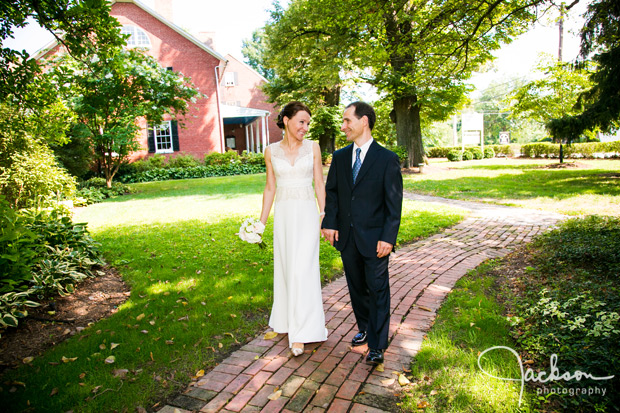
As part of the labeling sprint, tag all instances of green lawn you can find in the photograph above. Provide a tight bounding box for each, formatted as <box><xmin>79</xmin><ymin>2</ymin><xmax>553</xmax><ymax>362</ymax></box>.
<box><xmin>2</xmin><ymin>173</ymin><xmax>467</xmax><ymax>412</ymax></box>
<box><xmin>405</xmin><ymin>158</ymin><xmax>620</xmax><ymax>216</ymax></box>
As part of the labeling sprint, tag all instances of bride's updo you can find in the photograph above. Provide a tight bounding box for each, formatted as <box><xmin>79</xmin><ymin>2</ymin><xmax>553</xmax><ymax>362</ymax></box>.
<box><xmin>276</xmin><ymin>101</ymin><xmax>312</xmax><ymax>129</ymax></box>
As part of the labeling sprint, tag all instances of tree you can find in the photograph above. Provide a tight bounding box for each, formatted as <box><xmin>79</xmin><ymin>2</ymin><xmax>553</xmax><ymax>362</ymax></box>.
<box><xmin>1</xmin><ymin>0</ymin><xmax>124</xmax><ymax>102</ymax></box>
<box><xmin>259</xmin><ymin>0</ymin><xmax>543</xmax><ymax>166</ymax></box>
<box><xmin>241</xmin><ymin>29</ymin><xmax>275</xmax><ymax>81</ymax></box>
<box><xmin>547</xmin><ymin>0</ymin><xmax>620</xmax><ymax>141</ymax></box>
<box><xmin>507</xmin><ymin>55</ymin><xmax>593</xmax><ymax>126</ymax></box>
<box><xmin>52</xmin><ymin>49</ymin><xmax>200</xmax><ymax>187</ymax></box>
<box><xmin>506</xmin><ymin>54</ymin><xmax>593</xmax><ymax>161</ymax></box>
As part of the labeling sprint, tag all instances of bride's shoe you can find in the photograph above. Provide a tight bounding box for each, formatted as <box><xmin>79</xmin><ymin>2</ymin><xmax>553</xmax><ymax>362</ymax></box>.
<box><xmin>291</xmin><ymin>343</ymin><xmax>304</xmax><ymax>357</ymax></box>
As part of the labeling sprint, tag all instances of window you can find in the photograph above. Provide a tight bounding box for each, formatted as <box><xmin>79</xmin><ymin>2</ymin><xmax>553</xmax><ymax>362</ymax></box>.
<box><xmin>224</xmin><ymin>72</ymin><xmax>237</xmax><ymax>87</ymax></box>
<box><xmin>121</xmin><ymin>25</ymin><xmax>151</xmax><ymax>48</ymax></box>
<box><xmin>148</xmin><ymin>121</ymin><xmax>179</xmax><ymax>154</ymax></box>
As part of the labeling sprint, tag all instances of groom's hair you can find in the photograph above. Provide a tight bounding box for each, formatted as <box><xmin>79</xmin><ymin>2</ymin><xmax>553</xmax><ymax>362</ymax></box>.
<box><xmin>346</xmin><ymin>101</ymin><xmax>376</xmax><ymax>131</ymax></box>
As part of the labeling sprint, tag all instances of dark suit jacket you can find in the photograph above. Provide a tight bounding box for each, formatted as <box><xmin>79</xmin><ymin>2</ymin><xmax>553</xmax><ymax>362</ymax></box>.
<box><xmin>322</xmin><ymin>141</ymin><xmax>403</xmax><ymax>257</ymax></box>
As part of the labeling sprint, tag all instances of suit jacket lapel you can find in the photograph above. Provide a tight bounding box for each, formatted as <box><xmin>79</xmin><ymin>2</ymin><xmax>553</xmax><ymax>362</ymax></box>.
<box><xmin>353</xmin><ymin>141</ymin><xmax>380</xmax><ymax>186</ymax></box>
<box><xmin>342</xmin><ymin>144</ymin><xmax>354</xmax><ymax>189</ymax></box>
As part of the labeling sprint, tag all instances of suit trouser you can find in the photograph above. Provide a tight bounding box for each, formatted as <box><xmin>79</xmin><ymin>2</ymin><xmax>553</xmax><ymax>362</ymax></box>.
<box><xmin>340</xmin><ymin>228</ymin><xmax>391</xmax><ymax>350</ymax></box>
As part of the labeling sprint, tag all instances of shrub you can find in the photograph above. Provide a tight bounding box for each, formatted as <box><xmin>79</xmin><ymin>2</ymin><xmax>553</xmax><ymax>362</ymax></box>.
<box><xmin>389</xmin><ymin>146</ymin><xmax>409</xmax><ymax>166</ymax></box>
<box><xmin>483</xmin><ymin>147</ymin><xmax>495</xmax><ymax>159</ymax></box>
<box><xmin>462</xmin><ymin>150</ymin><xmax>474</xmax><ymax>160</ymax></box>
<box><xmin>447</xmin><ymin>149</ymin><xmax>462</xmax><ymax>162</ymax></box>
<box><xmin>0</xmin><ymin>200</ymin><xmax>104</xmax><ymax>333</ymax></box>
<box><xmin>166</xmin><ymin>153</ymin><xmax>201</xmax><ymax>169</ymax></box>
<box><xmin>240</xmin><ymin>151</ymin><xmax>265</xmax><ymax>166</ymax></box>
<box><xmin>468</xmin><ymin>147</ymin><xmax>484</xmax><ymax>160</ymax></box>
<box><xmin>120</xmin><ymin>164</ymin><xmax>266</xmax><ymax>183</ymax></box>
<box><xmin>204</xmin><ymin>150</ymin><xmax>240</xmax><ymax>165</ymax></box>
<box><xmin>0</xmin><ymin>142</ymin><xmax>77</xmax><ymax>209</ymax></box>
<box><xmin>74</xmin><ymin>178</ymin><xmax>132</xmax><ymax>205</ymax></box>
<box><xmin>321</xmin><ymin>151</ymin><xmax>332</xmax><ymax>165</ymax></box>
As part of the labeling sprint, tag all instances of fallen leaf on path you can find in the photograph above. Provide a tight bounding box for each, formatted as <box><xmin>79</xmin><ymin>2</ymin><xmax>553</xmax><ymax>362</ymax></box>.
<box><xmin>375</xmin><ymin>363</ymin><xmax>385</xmax><ymax>372</ymax></box>
<box><xmin>268</xmin><ymin>390</ymin><xmax>282</xmax><ymax>400</ymax></box>
<box><xmin>105</xmin><ymin>356</ymin><xmax>116</xmax><ymax>364</ymax></box>
<box><xmin>110</xmin><ymin>343</ymin><xmax>120</xmax><ymax>350</ymax></box>
<box><xmin>264</xmin><ymin>331</ymin><xmax>278</xmax><ymax>340</ymax></box>
<box><xmin>22</xmin><ymin>357</ymin><xmax>34</xmax><ymax>364</ymax></box>
<box><xmin>398</xmin><ymin>374</ymin><xmax>411</xmax><ymax>386</ymax></box>
<box><xmin>62</xmin><ymin>356</ymin><xmax>78</xmax><ymax>363</ymax></box>
<box><xmin>418</xmin><ymin>305</ymin><xmax>432</xmax><ymax>312</ymax></box>
<box><xmin>381</xmin><ymin>378</ymin><xmax>395</xmax><ymax>386</ymax></box>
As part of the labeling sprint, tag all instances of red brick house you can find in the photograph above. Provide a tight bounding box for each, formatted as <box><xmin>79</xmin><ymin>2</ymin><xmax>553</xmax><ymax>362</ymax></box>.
<box><xmin>37</xmin><ymin>0</ymin><xmax>280</xmax><ymax>161</ymax></box>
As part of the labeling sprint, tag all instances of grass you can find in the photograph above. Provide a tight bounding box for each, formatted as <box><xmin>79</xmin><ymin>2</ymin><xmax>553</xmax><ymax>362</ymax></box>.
<box><xmin>2</xmin><ymin>173</ymin><xmax>467</xmax><ymax>412</ymax></box>
<box><xmin>405</xmin><ymin>158</ymin><xmax>620</xmax><ymax>216</ymax></box>
<box><xmin>399</xmin><ymin>261</ymin><xmax>532</xmax><ymax>412</ymax></box>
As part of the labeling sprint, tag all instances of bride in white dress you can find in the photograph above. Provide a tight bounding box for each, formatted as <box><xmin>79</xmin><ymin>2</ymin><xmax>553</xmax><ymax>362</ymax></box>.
<box><xmin>259</xmin><ymin>101</ymin><xmax>328</xmax><ymax>356</ymax></box>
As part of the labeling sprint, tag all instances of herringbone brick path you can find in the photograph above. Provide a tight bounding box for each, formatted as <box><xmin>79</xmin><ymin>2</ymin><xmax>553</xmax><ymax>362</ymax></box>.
<box><xmin>159</xmin><ymin>194</ymin><xmax>564</xmax><ymax>413</ymax></box>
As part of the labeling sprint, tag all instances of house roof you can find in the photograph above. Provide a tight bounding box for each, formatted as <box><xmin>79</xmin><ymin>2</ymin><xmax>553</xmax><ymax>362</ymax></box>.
<box><xmin>33</xmin><ymin>0</ymin><xmax>227</xmax><ymax>62</ymax></box>
<box><xmin>221</xmin><ymin>105</ymin><xmax>270</xmax><ymax>125</ymax></box>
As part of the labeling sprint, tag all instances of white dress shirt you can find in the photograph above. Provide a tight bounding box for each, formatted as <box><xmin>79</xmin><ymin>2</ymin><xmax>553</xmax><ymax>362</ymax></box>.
<box><xmin>352</xmin><ymin>138</ymin><xmax>374</xmax><ymax>167</ymax></box>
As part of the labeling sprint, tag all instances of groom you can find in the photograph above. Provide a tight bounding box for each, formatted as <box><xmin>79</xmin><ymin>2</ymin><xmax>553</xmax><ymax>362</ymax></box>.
<box><xmin>321</xmin><ymin>101</ymin><xmax>403</xmax><ymax>364</ymax></box>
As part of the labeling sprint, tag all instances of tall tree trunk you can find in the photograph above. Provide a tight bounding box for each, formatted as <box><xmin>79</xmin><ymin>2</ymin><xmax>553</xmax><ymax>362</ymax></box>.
<box><xmin>393</xmin><ymin>95</ymin><xmax>425</xmax><ymax>167</ymax></box>
<box><xmin>318</xmin><ymin>86</ymin><xmax>340</xmax><ymax>154</ymax></box>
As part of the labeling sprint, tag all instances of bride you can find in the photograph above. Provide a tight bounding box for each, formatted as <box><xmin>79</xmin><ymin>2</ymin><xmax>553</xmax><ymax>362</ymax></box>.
<box><xmin>259</xmin><ymin>101</ymin><xmax>328</xmax><ymax>356</ymax></box>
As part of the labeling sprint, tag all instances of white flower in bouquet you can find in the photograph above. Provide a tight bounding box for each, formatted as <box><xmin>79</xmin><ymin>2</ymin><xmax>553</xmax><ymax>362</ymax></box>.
<box><xmin>237</xmin><ymin>218</ymin><xmax>266</xmax><ymax>249</ymax></box>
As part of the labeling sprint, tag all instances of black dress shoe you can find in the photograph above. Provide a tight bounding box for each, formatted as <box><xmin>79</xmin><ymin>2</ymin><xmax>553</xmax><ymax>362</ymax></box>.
<box><xmin>366</xmin><ymin>349</ymin><xmax>384</xmax><ymax>365</ymax></box>
<box><xmin>351</xmin><ymin>331</ymin><xmax>367</xmax><ymax>346</ymax></box>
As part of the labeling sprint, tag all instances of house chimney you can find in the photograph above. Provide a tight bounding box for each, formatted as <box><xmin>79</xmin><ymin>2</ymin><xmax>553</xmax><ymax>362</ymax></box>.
<box><xmin>155</xmin><ymin>0</ymin><xmax>174</xmax><ymax>22</ymax></box>
<box><xmin>197</xmin><ymin>32</ymin><xmax>217</xmax><ymax>50</ymax></box>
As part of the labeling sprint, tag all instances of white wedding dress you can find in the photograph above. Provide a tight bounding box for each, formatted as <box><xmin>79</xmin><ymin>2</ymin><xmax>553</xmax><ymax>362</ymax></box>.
<box><xmin>269</xmin><ymin>140</ymin><xmax>328</xmax><ymax>346</ymax></box>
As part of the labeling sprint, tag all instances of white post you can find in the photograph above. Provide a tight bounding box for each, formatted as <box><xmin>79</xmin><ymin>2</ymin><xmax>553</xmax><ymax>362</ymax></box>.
<box><xmin>261</xmin><ymin>116</ymin><xmax>267</xmax><ymax>153</ymax></box>
<box><xmin>250</xmin><ymin>123</ymin><xmax>255</xmax><ymax>153</ymax></box>
<box><xmin>245</xmin><ymin>125</ymin><xmax>250</xmax><ymax>153</ymax></box>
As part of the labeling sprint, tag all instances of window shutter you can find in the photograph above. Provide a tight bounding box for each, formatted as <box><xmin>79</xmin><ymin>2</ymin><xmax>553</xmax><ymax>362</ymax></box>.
<box><xmin>147</xmin><ymin>126</ymin><xmax>155</xmax><ymax>153</ymax></box>
<box><xmin>171</xmin><ymin>121</ymin><xmax>180</xmax><ymax>151</ymax></box>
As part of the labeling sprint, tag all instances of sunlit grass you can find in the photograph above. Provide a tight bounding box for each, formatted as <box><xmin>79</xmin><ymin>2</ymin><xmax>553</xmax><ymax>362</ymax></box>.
<box><xmin>406</xmin><ymin>158</ymin><xmax>620</xmax><ymax>215</ymax></box>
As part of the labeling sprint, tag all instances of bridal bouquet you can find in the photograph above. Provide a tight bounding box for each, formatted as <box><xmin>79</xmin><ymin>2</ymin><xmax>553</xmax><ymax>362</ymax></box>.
<box><xmin>237</xmin><ymin>217</ymin><xmax>266</xmax><ymax>249</ymax></box>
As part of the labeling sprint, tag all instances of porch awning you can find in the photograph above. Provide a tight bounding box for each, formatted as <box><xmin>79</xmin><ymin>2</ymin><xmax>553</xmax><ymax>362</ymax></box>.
<box><xmin>220</xmin><ymin>105</ymin><xmax>270</xmax><ymax>126</ymax></box>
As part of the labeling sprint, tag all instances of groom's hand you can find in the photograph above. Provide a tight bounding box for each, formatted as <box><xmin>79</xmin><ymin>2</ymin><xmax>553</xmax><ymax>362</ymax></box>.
<box><xmin>377</xmin><ymin>241</ymin><xmax>393</xmax><ymax>258</ymax></box>
<box><xmin>322</xmin><ymin>229</ymin><xmax>339</xmax><ymax>246</ymax></box>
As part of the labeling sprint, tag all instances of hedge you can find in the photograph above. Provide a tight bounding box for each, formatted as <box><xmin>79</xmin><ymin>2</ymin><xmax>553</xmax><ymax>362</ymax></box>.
<box><xmin>426</xmin><ymin>145</ymin><xmax>514</xmax><ymax>158</ymax></box>
<box><xmin>119</xmin><ymin>163</ymin><xmax>266</xmax><ymax>183</ymax></box>
<box><xmin>521</xmin><ymin>141</ymin><xmax>620</xmax><ymax>158</ymax></box>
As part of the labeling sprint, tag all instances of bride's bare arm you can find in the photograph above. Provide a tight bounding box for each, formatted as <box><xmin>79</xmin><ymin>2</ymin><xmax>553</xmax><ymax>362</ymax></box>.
<box><xmin>260</xmin><ymin>146</ymin><xmax>276</xmax><ymax>224</ymax></box>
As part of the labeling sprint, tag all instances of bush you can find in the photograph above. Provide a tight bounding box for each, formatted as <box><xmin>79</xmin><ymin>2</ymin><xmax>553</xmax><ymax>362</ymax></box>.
<box><xmin>240</xmin><ymin>151</ymin><xmax>265</xmax><ymax>166</ymax></box>
<box><xmin>321</xmin><ymin>151</ymin><xmax>332</xmax><ymax>165</ymax></box>
<box><xmin>462</xmin><ymin>150</ymin><xmax>474</xmax><ymax>160</ymax></box>
<box><xmin>468</xmin><ymin>147</ymin><xmax>484</xmax><ymax>160</ymax></box>
<box><xmin>389</xmin><ymin>146</ymin><xmax>409</xmax><ymax>166</ymax></box>
<box><xmin>483</xmin><ymin>147</ymin><xmax>495</xmax><ymax>159</ymax></box>
<box><xmin>0</xmin><ymin>142</ymin><xmax>77</xmax><ymax>209</ymax></box>
<box><xmin>520</xmin><ymin>141</ymin><xmax>620</xmax><ymax>159</ymax></box>
<box><xmin>120</xmin><ymin>163</ymin><xmax>266</xmax><ymax>183</ymax></box>
<box><xmin>0</xmin><ymin>199</ymin><xmax>104</xmax><ymax>333</ymax></box>
<box><xmin>74</xmin><ymin>178</ymin><xmax>132</xmax><ymax>205</ymax></box>
<box><xmin>166</xmin><ymin>153</ymin><xmax>201</xmax><ymax>169</ymax></box>
<box><xmin>204</xmin><ymin>150</ymin><xmax>240</xmax><ymax>165</ymax></box>
<box><xmin>446</xmin><ymin>149</ymin><xmax>463</xmax><ymax>162</ymax></box>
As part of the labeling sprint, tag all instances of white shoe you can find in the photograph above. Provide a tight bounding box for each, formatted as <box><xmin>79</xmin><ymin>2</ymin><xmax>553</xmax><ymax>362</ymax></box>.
<box><xmin>291</xmin><ymin>343</ymin><xmax>304</xmax><ymax>356</ymax></box>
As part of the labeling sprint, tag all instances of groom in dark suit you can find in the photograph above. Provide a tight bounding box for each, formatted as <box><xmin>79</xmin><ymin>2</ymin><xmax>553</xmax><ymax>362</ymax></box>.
<box><xmin>321</xmin><ymin>101</ymin><xmax>403</xmax><ymax>364</ymax></box>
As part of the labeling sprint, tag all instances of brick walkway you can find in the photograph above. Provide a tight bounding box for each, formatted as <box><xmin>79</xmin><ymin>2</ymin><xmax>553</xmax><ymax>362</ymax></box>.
<box><xmin>159</xmin><ymin>194</ymin><xmax>564</xmax><ymax>413</ymax></box>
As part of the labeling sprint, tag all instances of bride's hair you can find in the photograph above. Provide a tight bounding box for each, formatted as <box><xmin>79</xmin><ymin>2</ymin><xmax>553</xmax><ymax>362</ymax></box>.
<box><xmin>276</xmin><ymin>101</ymin><xmax>312</xmax><ymax>129</ymax></box>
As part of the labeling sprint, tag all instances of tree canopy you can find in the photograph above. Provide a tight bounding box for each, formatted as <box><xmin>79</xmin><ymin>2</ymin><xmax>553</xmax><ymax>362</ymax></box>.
<box><xmin>548</xmin><ymin>0</ymin><xmax>620</xmax><ymax>141</ymax></box>
<box><xmin>257</xmin><ymin>0</ymin><xmax>545</xmax><ymax>165</ymax></box>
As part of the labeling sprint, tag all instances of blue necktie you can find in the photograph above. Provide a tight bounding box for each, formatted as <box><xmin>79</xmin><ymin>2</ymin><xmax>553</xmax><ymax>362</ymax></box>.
<box><xmin>352</xmin><ymin>148</ymin><xmax>362</xmax><ymax>183</ymax></box>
